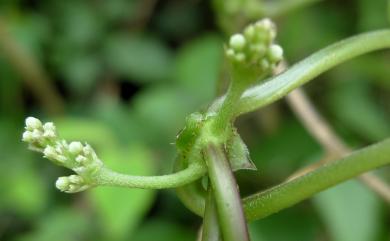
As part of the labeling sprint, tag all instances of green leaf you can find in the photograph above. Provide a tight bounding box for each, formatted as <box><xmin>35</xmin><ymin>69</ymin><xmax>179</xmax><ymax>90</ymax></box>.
<box><xmin>226</xmin><ymin>127</ymin><xmax>257</xmax><ymax>171</ymax></box>
<box><xmin>0</xmin><ymin>157</ymin><xmax>48</xmax><ymax>217</ymax></box>
<box><xmin>104</xmin><ymin>33</ymin><xmax>173</xmax><ymax>83</ymax></box>
<box><xmin>55</xmin><ymin>117</ymin><xmax>119</xmax><ymax>150</ymax></box>
<box><xmin>90</xmin><ymin>145</ymin><xmax>156</xmax><ymax>240</ymax></box>
<box><xmin>174</xmin><ymin>34</ymin><xmax>223</xmax><ymax>103</ymax></box>
<box><xmin>357</xmin><ymin>0</ymin><xmax>389</xmax><ymax>31</ymax></box>
<box><xmin>61</xmin><ymin>54</ymin><xmax>101</xmax><ymax>96</ymax></box>
<box><xmin>313</xmin><ymin>180</ymin><xmax>383</xmax><ymax>241</ymax></box>
<box><xmin>130</xmin><ymin>219</ymin><xmax>195</xmax><ymax>241</ymax></box>
<box><xmin>132</xmin><ymin>86</ymin><xmax>194</xmax><ymax>144</ymax></box>
<box><xmin>16</xmin><ymin>207</ymin><xmax>89</xmax><ymax>241</ymax></box>
<box><xmin>328</xmin><ymin>79</ymin><xmax>390</xmax><ymax>141</ymax></box>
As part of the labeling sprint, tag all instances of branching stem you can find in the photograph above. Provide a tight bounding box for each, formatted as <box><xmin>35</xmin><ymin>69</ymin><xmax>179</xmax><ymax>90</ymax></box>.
<box><xmin>96</xmin><ymin>162</ymin><xmax>206</xmax><ymax>189</ymax></box>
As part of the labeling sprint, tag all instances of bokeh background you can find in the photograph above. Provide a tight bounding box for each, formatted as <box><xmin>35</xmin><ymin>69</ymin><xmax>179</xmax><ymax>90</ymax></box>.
<box><xmin>0</xmin><ymin>0</ymin><xmax>389</xmax><ymax>240</ymax></box>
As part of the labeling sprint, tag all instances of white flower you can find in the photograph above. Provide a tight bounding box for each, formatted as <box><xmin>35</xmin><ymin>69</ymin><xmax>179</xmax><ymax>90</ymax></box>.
<box><xmin>43</xmin><ymin>145</ymin><xmax>57</xmax><ymax>159</ymax></box>
<box><xmin>55</xmin><ymin>175</ymin><xmax>90</xmax><ymax>193</ymax></box>
<box><xmin>25</xmin><ymin>117</ymin><xmax>42</xmax><ymax>130</ymax></box>
<box><xmin>229</xmin><ymin>34</ymin><xmax>246</xmax><ymax>50</ymax></box>
<box><xmin>43</xmin><ymin>122</ymin><xmax>55</xmax><ymax>131</ymax></box>
<box><xmin>22</xmin><ymin>131</ymin><xmax>34</xmax><ymax>143</ymax></box>
<box><xmin>75</xmin><ymin>155</ymin><xmax>87</xmax><ymax>163</ymax></box>
<box><xmin>268</xmin><ymin>44</ymin><xmax>283</xmax><ymax>62</ymax></box>
<box><xmin>69</xmin><ymin>141</ymin><xmax>83</xmax><ymax>154</ymax></box>
<box><xmin>55</xmin><ymin>177</ymin><xmax>70</xmax><ymax>190</ymax></box>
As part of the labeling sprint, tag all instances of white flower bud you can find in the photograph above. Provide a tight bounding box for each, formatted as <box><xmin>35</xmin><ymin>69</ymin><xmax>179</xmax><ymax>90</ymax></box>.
<box><xmin>22</xmin><ymin>131</ymin><xmax>34</xmax><ymax>142</ymax></box>
<box><xmin>32</xmin><ymin>129</ymin><xmax>42</xmax><ymax>140</ymax></box>
<box><xmin>55</xmin><ymin>175</ymin><xmax>89</xmax><ymax>193</ymax></box>
<box><xmin>69</xmin><ymin>174</ymin><xmax>83</xmax><ymax>184</ymax></box>
<box><xmin>43</xmin><ymin>146</ymin><xmax>57</xmax><ymax>159</ymax></box>
<box><xmin>83</xmin><ymin>145</ymin><xmax>93</xmax><ymax>156</ymax></box>
<box><xmin>244</xmin><ymin>25</ymin><xmax>255</xmax><ymax>39</ymax></box>
<box><xmin>43</xmin><ymin>130</ymin><xmax>56</xmax><ymax>138</ymax></box>
<box><xmin>225</xmin><ymin>48</ymin><xmax>235</xmax><ymax>58</ymax></box>
<box><xmin>75</xmin><ymin>155</ymin><xmax>87</xmax><ymax>163</ymax></box>
<box><xmin>268</xmin><ymin>44</ymin><xmax>283</xmax><ymax>62</ymax></box>
<box><xmin>55</xmin><ymin>177</ymin><xmax>69</xmax><ymax>191</ymax></box>
<box><xmin>56</xmin><ymin>155</ymin><xmax>67</xmax><ymax>163</ymax></box>
<box><xmin>69</xmin><ymin>141</ymin><xmax>83</xmax><ymax>154</ymax></box>
<box><xmin>43</xmin><ymin>122</ymin><xmax>55</xmax><ymax>131</ymax></box>
<box><xmin>229</xmin><ymin>34</ymin><xmax>246</xmax><ymax>50</ymax></box>
<box><xmin>25</xmin><ymin>117</ymin><xmax>42</xmax><ymax>130</ymax></box>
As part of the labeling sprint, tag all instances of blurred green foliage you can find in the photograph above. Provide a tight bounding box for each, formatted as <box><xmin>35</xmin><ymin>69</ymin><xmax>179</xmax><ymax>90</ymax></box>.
<box><xmin>0</xmin><ymin>0</ymin><xmax>389</xmax><ymax>240</ymax></box>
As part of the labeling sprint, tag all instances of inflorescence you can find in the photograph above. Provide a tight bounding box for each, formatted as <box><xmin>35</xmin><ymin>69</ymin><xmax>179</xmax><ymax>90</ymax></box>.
<box><xmin>225</xmin><ymin>18</ymin><xmax>283</xmax><ymax>79</ymax></box>
<box><xmin>22</xmin><ymin>117</ymin><xmax>103</xmax><ymax>193</ymax></box>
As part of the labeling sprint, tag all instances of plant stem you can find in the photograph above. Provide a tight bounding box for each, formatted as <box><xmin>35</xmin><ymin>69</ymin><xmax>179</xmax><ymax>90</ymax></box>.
<box><xmin>208</xmin><ymin>29</ymin><xmax>390</xmax><ymax>116</ymax></box>
<box><xmin>243</xmin><ymin>138</ymin><xmax>390</xmax><ymax>221</ymax></box>
<box><xmin>173</xmin><ymin>139</ymin><xmax>390</xmax><ymax>220</ymax></box>
<box><xmin>174</xmin><ymin>155</ymin><xmax>207</xmax><ymax>216</ymax></box>
<box><xmin>201</xmin><ymin>187</ymin><xmax>221</xmax><ymax>241</ymax></box>
<box><xmin>96</xmin><ymin>162</ymin><xmax>206</xmax><ymax>189</ymax></box>
<box><xmin>286</xmin><ymin>88</ymin><xmax>390</xmax><ymax>203</ymax></box>
<box><xmin>203</xmin><ymin>143</ymin><xmax>249</xmax><ymax>241</ymax></box>
<box><xmin>212</xmin><ymin>80</ymin><xmax>245</xmax><ymax>135</ymax></box>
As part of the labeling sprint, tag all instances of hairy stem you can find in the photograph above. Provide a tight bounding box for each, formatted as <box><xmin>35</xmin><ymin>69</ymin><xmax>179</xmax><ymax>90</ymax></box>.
<box><xmin>243</xmin><ymin>138</ymin><xmax>390</xmax><ymax>221</ymax></box>
<box><xmin>173</xmin><ymin>139</ymin><xmax>390</xmax><ymax>220</ymax></box>
<box><xmin>286</xmin><ymin>88</ymin><xmax>390</xmax><ymax>203</ymax></box>
<box><xmin>203</xmin><ymin>144</ymin><xmax>249</xmax><ymax>241</ymax></box>
<box><xmin>96</xmin><ymin>162</ymin><xmax>206</xmax><ymax>189</ymax></box>
<box><xmin>208</xmin><ymin>29</ymin><xmax>390</xmax><ymax>116</ymax></box>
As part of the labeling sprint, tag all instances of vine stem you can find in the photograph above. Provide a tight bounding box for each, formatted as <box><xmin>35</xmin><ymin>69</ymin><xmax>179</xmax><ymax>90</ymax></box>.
<box><xmin>201</xmin><ymin>187</ymin><xmax>221</xmax><ymax>241</ymax></box>
<box><xmin>173</xmin><ymin>138</ymin><xmax>390</xmax><ymax>220</ymax></box>
<box><xmin>95</xmin><ymin>162</ymin><xmax>206</xmax><ymax>189</ymax></box>
<box><xmin>286</xmin><ymin>87</ymin><xmax>390</xmax><ymax>203</ymax></box>
<box><xmin>243</xmin><ymin>138</ymin><xmax>390</xmax><ymax>221</ymax></box>
<box><xmin>203</xmin><ymin>143</ymin><xmax>249</xmax><ymax>241</ymax></box>
<box><xmin>208</xmin><ymin>29</ymin><xmax>390</xmax><ymax>116</ymax></box>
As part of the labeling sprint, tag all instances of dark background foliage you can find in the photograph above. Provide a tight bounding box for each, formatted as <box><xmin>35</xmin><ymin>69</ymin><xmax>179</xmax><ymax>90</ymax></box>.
<box><xmin>0</xmin><ymin>0</ymin><xmax>389</xmax><ymax>240</ymax></box>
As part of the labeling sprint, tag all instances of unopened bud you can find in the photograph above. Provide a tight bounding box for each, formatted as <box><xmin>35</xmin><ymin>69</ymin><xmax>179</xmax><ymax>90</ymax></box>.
<box><xmin>69</xmin><ymin>141</ymin><xmax>83</xmax><ymax>154</ymax></box>
<box><xmin>25</xmin><ymin>117</ymin><xmax>42</xmax><ymax>130</ymax></box>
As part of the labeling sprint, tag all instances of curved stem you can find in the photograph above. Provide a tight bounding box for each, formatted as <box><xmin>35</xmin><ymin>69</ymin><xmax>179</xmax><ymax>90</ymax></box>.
<box><xmin>208</xmin><ymin>29</ymin><xmax>390</xmax><ymax>116</ymax></box>
<box><xmin>174</xmin><ymin>155</ymin><xmax>207</xmax><ymax>216</ymax></box>
<box><xmin>243</xmin><ymin>138</ymin><xmax>390</xmax><ymax>221</ymax></box>
<box><xmin>204</xmin><ymin>144</ymin><xmax>249</xmax><ymax>241</ymax></box>
<box><xmin>96</xmin><ymin>162</ymin><xmax>206</xmax><ymax>189</ymax></box>
<box><xmin>173</xmin><ymin>138</ymin><xmax>390</xmax><ymax>221</ymax></box>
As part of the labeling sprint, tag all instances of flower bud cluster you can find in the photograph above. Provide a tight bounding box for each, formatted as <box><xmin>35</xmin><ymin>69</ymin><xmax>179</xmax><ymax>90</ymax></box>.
<box><xmin>225</xmin><ymin>18</ymin><xmax>283</xmax><ymax>78</ymax></box>
<box><xmin>55</xmin><ymin>175</ymin><xmax>90</xmax><ymax>193</ymax></box>
<box><xmin>22</xmin><ymin>117</ymin><xmax>57</xmax><ymax>151</ymax></box>
<box><xmin>22</xmin><ymin>117</ymin><xmax>103</xmax><ymax>192</ymax></box>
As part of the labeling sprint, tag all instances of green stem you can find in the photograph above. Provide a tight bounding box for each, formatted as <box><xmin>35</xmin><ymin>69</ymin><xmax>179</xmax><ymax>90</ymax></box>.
<box><xmin>174</xmin><ymin>155</ymin><xmax>207</xmax><ymax>216</ymax></box>
<box><xmin>243</xmin><ymin>138</ymin><xmax>390</xmax><ymax>221</ymax></box>
<box><xmin>174</xmin><ymin>138</ymin><xmax>390</xmax><ymax>221</ymax></box>
<box><xmin>204</xmin><ymin>144</ymin><xmax>249</xmax><ymax>241</ymax></box>
<box><xmin>201</xmin><ymin>187</ymin><xmax>221</xmax><ymax>241</ymax></box>
<box><xmin>212</xmin><ymin>80</ymin><xmax>245</xmax><ymax>135</ymax></box>
<box><xmin>96</xmin><ymin>162</ymin><xmax>206</xmax><ymax>189</ymax></box>
<box><xmin>208</xmin><ymin>29</ymin><xmax>390</xmax><ymax>117</ymax></box>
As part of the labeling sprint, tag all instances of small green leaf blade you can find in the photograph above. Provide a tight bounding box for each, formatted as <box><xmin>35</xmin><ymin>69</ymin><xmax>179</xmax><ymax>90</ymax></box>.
<box><xmin>226</xmin><ymin>128</ymin><xmax>257</xmax><ymax>171</ymax></box>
